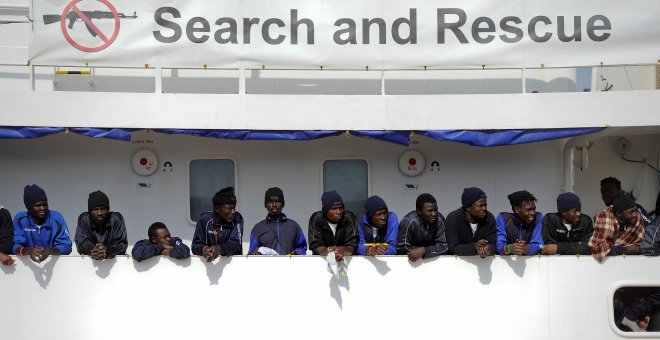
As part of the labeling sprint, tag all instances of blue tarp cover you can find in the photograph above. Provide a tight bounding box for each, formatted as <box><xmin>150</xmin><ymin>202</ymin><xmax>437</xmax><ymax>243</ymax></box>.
<box><xmin>418</xmin><ymin>128</ymin><xmax>602</xmax><ymax>147</ymax></box>
<box><xmin>155</xmin><ymin>129</ymin><xmax>342</xmax><ymax>141</ymax></box>
<box><xmin>0</xmin><ymin>127</ymin><xmax>133</xmax><ymax>141</ymax></box>
<box><xmin>0</xmin><ymin>127</ymin><xmax>602</xmax><ymax>146</ymax></box>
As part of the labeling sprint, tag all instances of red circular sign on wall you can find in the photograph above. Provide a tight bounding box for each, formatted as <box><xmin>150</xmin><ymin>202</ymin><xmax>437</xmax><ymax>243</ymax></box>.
<box><xmin>60</xmin><ymin>0</ymin><xmax>120</xmax><ymax>52</ymax></box>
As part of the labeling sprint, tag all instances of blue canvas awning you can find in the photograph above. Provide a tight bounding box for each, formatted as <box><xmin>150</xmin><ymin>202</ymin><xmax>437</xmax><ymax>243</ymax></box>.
<box><xmin>417</xmin><ymin>128</ymin><xmax>602</xmax><ymax>147</ymax></box>
<box><xmin>0</xmin><ymin>127</ymin><xmax>603</xmax><ymax>146</ymax></box>
<box><xmin>0</xmin><ymin>127</ymin><xmax>133</xmax><ymax>141</ymax></box>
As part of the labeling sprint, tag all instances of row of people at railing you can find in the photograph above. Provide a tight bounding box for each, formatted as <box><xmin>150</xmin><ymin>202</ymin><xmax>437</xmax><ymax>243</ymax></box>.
<box><xmin>0</xmin><ymin>177</ymin><xmax>658</xmax><ymax>266</ymax></box>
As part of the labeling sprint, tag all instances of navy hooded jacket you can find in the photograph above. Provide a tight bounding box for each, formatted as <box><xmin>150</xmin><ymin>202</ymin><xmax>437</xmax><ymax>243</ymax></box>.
<box><xmin>192</xmin><ymin>211</ymin><xmax>244</xmax><ymax>256</ymax></box>
<box><xmin>132</xmin><ymin>237</ymin><xmax>190</xmax><ymax>262</ymax></box>
<box><xmin>248</xmin><ymin>213</ymin><xmax>307</xmax><ymax>255</ymax></box>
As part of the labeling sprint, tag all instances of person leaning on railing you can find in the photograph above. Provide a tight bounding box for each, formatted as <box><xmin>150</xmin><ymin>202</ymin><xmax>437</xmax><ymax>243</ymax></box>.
<box><xmin>13</xmin><ymin>184</ymin><xmax>73</xmax><ymax>263</ymax></box>
<box><xmin>541</xmin><ymin>192</ymin><xmax>593</xmax><ymax>256</ymax></box>
<box><xmin>496</xmin><ymin>190</ymin><xmax>544</xmax><ymax>256</ymax></box>
<box><xmin>0</xmin><ymin>205</ymin><xmax>14</xmax><ymax>265</ymax></box>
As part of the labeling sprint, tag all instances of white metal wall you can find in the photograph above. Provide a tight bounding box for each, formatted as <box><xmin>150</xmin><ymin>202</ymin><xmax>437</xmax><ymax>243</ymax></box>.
<box><xmin>0</xmin><ymin>131</ymin><xmax>570</xmax><ymax>249</ymax></box>
<box><xmin>0</xmin><ymin>255</ymin><xmax>658</xmax><ymax>340</ymax></box>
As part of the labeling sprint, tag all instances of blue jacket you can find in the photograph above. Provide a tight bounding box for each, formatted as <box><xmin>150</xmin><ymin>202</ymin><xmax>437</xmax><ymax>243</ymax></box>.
<box><xmin>496</xmin><ymin>212</ymin><xmax>544</xmax><ymax>255</ymax></box>
<box><xmin>248</xmin><ymin>213</ymin><xmax>307</xmax><ymax>255</ymax></box>
<box><xmin>356</xmin><ymin>212</ymin><xmax>398</xmax><ymax>255</ymax></box>
<box><xmin>13</xmin><ymin>210</ymin><xmax>72</xmax><ymax>255</ymax></box>
<box><xmin>192</xmin><ymin>211</ymin><xmax>243</xmax><ymax>256</ymax></box>
<box><xmin>132</xmin><ymin>237</ymin><xmax>190</xmax><ymax>262</ymax></box>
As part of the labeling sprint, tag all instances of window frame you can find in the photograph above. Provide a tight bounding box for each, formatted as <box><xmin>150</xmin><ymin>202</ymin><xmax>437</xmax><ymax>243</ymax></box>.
<box><xmin>187</xmin><ymin>157</ymin><xmax>238</xmax><ymax>225</ymax></box>
<box><xmin>320</xmin><ymin>157</ymin><xmax>371</xmax><ymax>216</ymax></box>
<box><xmin>609</xmin><ymin>281</ymin><xmax>660</xmax><ymax>338</ymax></box>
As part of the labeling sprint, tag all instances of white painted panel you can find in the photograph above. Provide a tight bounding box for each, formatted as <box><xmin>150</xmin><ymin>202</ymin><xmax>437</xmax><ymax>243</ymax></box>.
<box><xmin>0</xmin><ymin>132</ymin><xmax>566</xmax><ymax>250</ymax></box>
<box><xmin>1</xmin><ymin>90</ymin><xmax>660</xmax><ymax>130</ymax></box>
<box><xmin>0</xmin><ymin>255</ymin><xmax>657</xmax><ymax>340</ymax></box>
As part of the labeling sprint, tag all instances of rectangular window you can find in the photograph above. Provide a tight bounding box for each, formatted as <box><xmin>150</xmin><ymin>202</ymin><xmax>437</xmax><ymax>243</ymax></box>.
<box><xmin>322</xmin><ymin>159</ymin><xmax>368</xmax><ymax>216</ymax></box>
<box><xmin>189</xmin><ymin>159</ymin><xmax>235</xmax><ymax>222</ymax></box>
<box><xmin>612</xmin><ymin>286</ymin><xmax>660</xmax><ymax>335</ymax></box>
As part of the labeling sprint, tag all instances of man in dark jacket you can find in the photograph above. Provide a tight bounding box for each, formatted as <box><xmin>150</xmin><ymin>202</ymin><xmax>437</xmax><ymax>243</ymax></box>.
<box><xmin>0</xmin><ymin>205</ymin><xmax>14</xmax><ymax>265</ymax></box>
<box><xmin>541</xmin><ymin>192</ymin><xmax>593</xmax><ymax>255</ymax></box>
<box><xmin>496</xmin><ymin>190</ymin><xmax>543</xmax><ymax>256</ymax></box>
<box><xmin>445</xmin><ymin>187</ymin><xmax>496</xmax><ymax>257</ymax></box>
<box><xmin>75</xmin><ymin>190</ymin><xmax>128</xmax><ymax>260</ymax></box>
<box><xmin>192</xmin><ymin>187</ymin><xmax>244</xmax><ymax>261</ymax></box>
<box><xmin>132</xmin><ymin>222</ymin><xmax>190</xmax><ymax>262</ymax></box>
<box><xmin>308</xmin><ymin>191</ymin><xmax>358</xmax><ymax>262</ymax></box>
<box><xmin>397</xmin><ymin>193</ymin><xmax>448</xmax><ymax>262</ymax></box>
<box><xmin>248</xmin><ymin>187</ymin><xmax>307</xmax><ymax>255</ymax></box>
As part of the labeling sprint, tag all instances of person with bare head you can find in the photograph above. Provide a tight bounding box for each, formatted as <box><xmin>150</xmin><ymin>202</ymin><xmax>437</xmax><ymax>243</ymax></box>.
<box><xmin>191</xmin><ymin>187</ymin><xmax>244</xmax><ymax>261</ymax></box>
<box><xmin>75</xmin><ymin>190</ymin><xmax>128</xmax><ymax>260</ymax></box>
<box><xmin>541</xmin><ymin>192</ymin><xmax>593</xmax><ymax>255</ymax></box>
<box><xmin>397</xmin><ymin>193</ymin><xmax>448</xmax><ymax>262</ymax></box>
<box><xmin>496</xmin><ymin>190</ymin><xmax>544</xmax><ymax>256</ymax></box>
<box><xmin>589</xmin><ymin>192</ymin><xmax>644</xmax><ymax>262</ymax></box>
<box><xmin>132</xmin><ymin>222</ymin><xmax>190</xmax><ymax>262</ymax></box>
<box><xmin>445</xmin><ymin>187</ymin><xmax>496</xmax><ymax>257</ymax></box>
<box><xmin>13</xmin><ymin>184</ymin><xmax>72</xmax><ymax>263</ymax></box>
<box><xmin>600</xmin><ymin>177</ymin><xmax>622</xmax><ymax>207</ymax></box>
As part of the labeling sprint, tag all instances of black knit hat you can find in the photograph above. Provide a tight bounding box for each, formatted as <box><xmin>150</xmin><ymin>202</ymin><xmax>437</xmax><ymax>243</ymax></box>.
<box><xmin>365</xmin><ymin>195</ymin><xmax>388</xmax><ymax>219</ymax></box>
<box><xmin>461</xmin><ymin>187</ymin><xmax>486</xmax><ymax>208</ymax></box>
<box><xmin>556</xmin><ymin>192</ymin><xmax>581</xmax><ymax>213</ymax></box>
<box><xmin>23</xmin><ymin>184</ymin><xmax>47</xmax><ymax>209</ymax></box>
<box><xmin>612</xmin><ymin>194</ymin><xmax>636</xmax><ymax>214</ymax></box>
<box><xmin>212</xmin><ymin>187</ymin><xmax>237</xmax><ymax>206</ymax></box>
<box><xmin>88</xmin><ymin>190</ymin><xmax>110</xmax><ymax>211</ymax></box>
<box><xmin>321</xmin><ymin>191</ymin><xmax>343</xmax><ymax>214</ymax></box>
<box><xmin>264</xmin><ymin>187</ymin><xmax>284</xmax><ymax>205</ymax></box>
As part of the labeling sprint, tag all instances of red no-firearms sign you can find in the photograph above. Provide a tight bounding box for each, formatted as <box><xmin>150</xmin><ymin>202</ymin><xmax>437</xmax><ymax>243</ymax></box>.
<box><xmin>60</xmin><ymin>0</ymin><xmax>120</xmax><ymax>52</ymax></box>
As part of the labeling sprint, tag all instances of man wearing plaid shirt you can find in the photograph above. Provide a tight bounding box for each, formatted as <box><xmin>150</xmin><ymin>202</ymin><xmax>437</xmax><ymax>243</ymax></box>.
<box><xmin>589</xmin><ymin>193</ymin><xmax>644</xmax><ymax>262</ymax></box>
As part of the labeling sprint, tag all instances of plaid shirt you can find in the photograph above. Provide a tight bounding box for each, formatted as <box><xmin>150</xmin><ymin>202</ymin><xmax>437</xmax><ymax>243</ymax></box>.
<box><xmin>588</xmin><ymin>206</ymin><xmax>644</xmax><ymax>262</ymax></box>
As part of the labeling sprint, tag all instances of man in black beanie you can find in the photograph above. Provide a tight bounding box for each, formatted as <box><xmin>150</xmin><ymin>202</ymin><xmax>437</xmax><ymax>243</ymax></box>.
<box><xmin>192</xmin><ymin>186</ymin><xmax>244</xmax><ymax>261</ymax></box>
<box><xmin>308</xmin><ymin>191</ymin><xmax>358</xmax><ymax>262</ymax></box>
<box><xmin>13</xmin><ymin>184</ymin><xmax>72</xmax><ymax>263</ymax></box>
<box><xmin>445</xmin><ymin>187</ymin><xmax>496</xmax><ymax>257</ymax></box>
<box><xmin>248</xmin><ymin>187</ymin><xmax>307</xmax><ymax>255</ymax></box>
<box><xmin>589</xmin><ymin>191</ymin><xmax>644</xmax><ymax>262</ymax></box>
<box><xmin>397</xmin><ymin>193</ymin><xmax>448</xmax><ymax>261</ymax></box>
<box><xmin>75</xmin><ymin>190</ymin><xmax>128</xmax><ymax>260</ymax></box>
<box><xmin>541</xmin><ymin>192</ymin><xmax>593</xmax><ymax>255</ymax></box>
<box><xmin>356</xmin><ymin>195</ymin><xmax>398</xmax><ymax>256</ymax></box>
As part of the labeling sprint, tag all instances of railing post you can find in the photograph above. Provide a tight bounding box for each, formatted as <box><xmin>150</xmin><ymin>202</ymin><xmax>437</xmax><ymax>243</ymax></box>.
<box><xmin>238</xmin><ymin>67</ymin><xmax>246</xmax><ymax>94</ymax></box>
